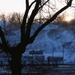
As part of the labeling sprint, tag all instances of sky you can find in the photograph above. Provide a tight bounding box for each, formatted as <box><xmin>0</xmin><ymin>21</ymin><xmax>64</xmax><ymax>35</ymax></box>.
<box><xmin>0</xmin><ymin>0</ymin><xmax>74</xmax><ymax>14</ymax></box>
<box><xmin>0</xmin><ymin>0</ymin><xmax>75</xmax><ymax>21</ymax></box>
<box><xmin>0</xmin><ymin>0</ymin><xmax>25</xmax><ymax>15</ymax></box>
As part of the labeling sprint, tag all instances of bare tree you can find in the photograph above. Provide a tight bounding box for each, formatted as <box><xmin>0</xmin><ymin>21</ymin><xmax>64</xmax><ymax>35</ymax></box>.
<box><xmin>7</xmin><ymin>13</ymin><xmax>23</xmax><ymax>28</ymax></box>
<box><xmin>0</xmin><ymin>0</ymin><xmax>73</xmax><ymax>75</ymax></box>
<box><xmin>0</xmin><ymin>14</ymin><xmax>6</xmax><ymax>31</ymax></box>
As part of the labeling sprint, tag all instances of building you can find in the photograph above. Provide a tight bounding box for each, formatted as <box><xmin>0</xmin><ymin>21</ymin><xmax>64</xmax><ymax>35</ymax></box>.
<box><xmin>47</xmin><ymin>56</ymin><xmax>63</xmax><ymax>64</ymax></box>
<box><xmin>29</xmin><ymin>50</ymin><xmax>43</xmax><ymax>55</ymax></box>
<box><xmin>22</xmin><ymin>50</ymin><xmax>44</xmax><ymax>64</ymax></box>
<box><xmin>22</xmin><ymin>56</ymin><xmax>34</xmax><ymax>64</ymax></box>
<box><xmin>29</xmin><ymin>50</ymin><xmax>44</xmax><ymax>64</ymax></box>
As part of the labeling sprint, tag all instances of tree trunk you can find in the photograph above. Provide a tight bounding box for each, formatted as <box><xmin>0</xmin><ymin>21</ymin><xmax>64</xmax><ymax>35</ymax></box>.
<box><xmin>9</xmin><ymin>53</ymin><xmax>22</xmax><ymax>75</ymax></box>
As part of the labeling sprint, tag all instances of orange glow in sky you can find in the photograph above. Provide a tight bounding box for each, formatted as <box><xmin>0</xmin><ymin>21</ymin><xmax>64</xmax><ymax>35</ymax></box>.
<box><xmin>64</xmin><ymin>9</ymin><xmax>74</xmax><ymax>22</ymax></box>
<box><xmin>0</xmin><ymin>0</ymin><xmax>74</xmax><ymax>22</ymax></box>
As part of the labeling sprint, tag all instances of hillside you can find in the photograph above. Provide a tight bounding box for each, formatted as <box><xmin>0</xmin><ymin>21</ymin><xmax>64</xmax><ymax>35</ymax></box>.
<box><xmin>26</xmin><ymin>24</ymin><xmax>75</xmax><ymax>63</ymax></box>
<box><xmin>0</xmin><ymin>22</ymin><xmax>75</xmax><ymax>63</ymax></box>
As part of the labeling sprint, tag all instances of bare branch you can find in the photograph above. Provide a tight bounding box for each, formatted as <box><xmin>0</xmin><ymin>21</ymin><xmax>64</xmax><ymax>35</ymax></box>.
<box><xmin>30</xmin><ymin>0</ymin><xmax>73</xmax><ymax>42</ymax></box>
<box><xmin>21</xmin><ymin>2</ymin><xmax>29</xmax><ymax>42</ymax></box>
<box><xmin>0</xmin><ymin>43</ymin><xmax>2</xmax><ymax>49</ymax></box>
<box><xmin>38</xmin><ymin>0</ymin><xmax>49</xmax><ymax>10</ymax></box>
<box><xmin>29</xmin><ymin>0</ymin><xmax>36</xmax><ymax>8</ymax></box>
<box><xmin>0</xmin><ymin>27</ymin><xmax>7</xmax><ymax>44</ymax></box>
<box><xmin>0</xmin><ymin>27</ymin><xmax>11</xmax><ymax>53</ymax></box>
<box><xmin>26</xmin><ymin>0</ymin><xmax>29</xmax><ymax>9</ymax></box>
<box><xmin>21</xmin><ymin>0</ymin><xmax>36</xmax><ymax>42</ymax></box>
<box><xmin>25</xmin><ymin>0</ymin><xmax>41</xmax><ymax>39</ymax></box>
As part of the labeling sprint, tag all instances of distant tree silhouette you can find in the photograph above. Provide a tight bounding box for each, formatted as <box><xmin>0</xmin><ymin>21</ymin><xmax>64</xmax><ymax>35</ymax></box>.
<box><xmin>0</xmin><ymin>14</ymin><xmax>6</xmax><ymax>31</ymax></box>
<box><xmin>0</xmin><ymin>0</ymin><xmax>73</xmax><ymax>75</ymax></box>
<box><xmin>8</xmin><ymin>13</ymin><xmax>23</xmax><ymax>27</ymax></box>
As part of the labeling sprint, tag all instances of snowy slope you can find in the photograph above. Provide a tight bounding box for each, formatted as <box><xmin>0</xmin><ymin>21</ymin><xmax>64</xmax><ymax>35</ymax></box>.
<box><xmin>26</xmin><ymin>24</ymin><xmax>75</xmax><ymax>62</ymax></box>
<box><xmin>0</xmin><ymin>22</ymin><xmax>75</xmax><ymax>63</ymax></box>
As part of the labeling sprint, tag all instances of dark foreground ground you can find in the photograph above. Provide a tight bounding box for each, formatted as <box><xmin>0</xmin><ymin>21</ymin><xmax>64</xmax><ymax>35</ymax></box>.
<box><xmin>0</xmin><ymin>64</ymin><xmax>75</xmax><ymax>75</ymax></box>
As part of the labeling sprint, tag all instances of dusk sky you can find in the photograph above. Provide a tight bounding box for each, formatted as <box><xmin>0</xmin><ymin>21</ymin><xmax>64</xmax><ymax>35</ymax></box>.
<box><xmin>0</xmin><ymin>0</ymin><xmax>25</xmax><ymax>14</ymax></box>
<box><xmin>0</xmin><ymin>0</ymin><xmax>75</xmax><ymax>21</ymax></box>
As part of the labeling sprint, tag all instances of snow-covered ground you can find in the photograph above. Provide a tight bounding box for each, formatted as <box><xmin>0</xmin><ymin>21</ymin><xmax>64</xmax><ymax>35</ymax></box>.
<box><xmin>0</xmin><ymin>22</ymin><xmax>75</xmax><ymax>63</ymax></box>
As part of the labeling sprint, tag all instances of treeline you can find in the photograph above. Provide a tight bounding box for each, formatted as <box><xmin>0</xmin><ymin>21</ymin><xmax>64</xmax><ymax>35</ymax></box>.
<box><xmin>0</xmin><ymin>12</ymin><xmax>75</xmax><ymax>30</ymax></box>
<box><xmin>0</xmin><ymin>13</ymin><xmax>23</xmax><ymax>30</ymax></box>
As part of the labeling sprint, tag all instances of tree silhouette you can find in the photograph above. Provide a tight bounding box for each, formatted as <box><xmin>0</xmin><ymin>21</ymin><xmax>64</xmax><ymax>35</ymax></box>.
<box><xmin>0</xmin><ymin>0</ymin><xmax>73</xmax><ymax>75</ymax></box>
